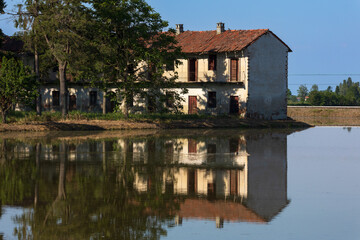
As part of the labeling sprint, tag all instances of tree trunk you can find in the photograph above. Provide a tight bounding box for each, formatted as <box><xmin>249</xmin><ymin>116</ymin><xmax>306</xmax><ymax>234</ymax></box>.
<box><xmin>59</xmin><ymin>64</ymin><xmax>68</xmax><ymax>118</ymax></box>
<box><xmin>34</xmin><ymin>142</ymin><xmax>41</xmax><ymax>208</ymax></box>
<box><xmin>58</xmin><ymin>141</ymin><xmax>67</xmax><ymax>200</ymax></box>
<box><xmin>103</xmin><ymin>93</ymin><xmax>107</xmax><ymax>114</ymax></box>
<box><xmin>1</xmin><ymin>111</ymin><xmax>7</xmax><ymax>124</ymax></box>
<box><xmin>123</xmin><ymin>98</ymin><xmax>129</xmax><ymax>118</ymax></box>
<box><xmin>35</xmin><ymin>47</ymin><xmax>42</xmax><ymax>115</ymax></box>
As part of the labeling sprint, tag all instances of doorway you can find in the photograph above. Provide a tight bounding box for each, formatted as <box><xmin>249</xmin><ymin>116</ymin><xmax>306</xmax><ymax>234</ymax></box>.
<box><xmin>188</xmin><ymin>96</ymin><xmax>197</xmax><ymax>114</ymax></box>
<box><xmin>229</xmin><ymin>96</ymin><xmax>239</xmax><ymax>114</ymax></box>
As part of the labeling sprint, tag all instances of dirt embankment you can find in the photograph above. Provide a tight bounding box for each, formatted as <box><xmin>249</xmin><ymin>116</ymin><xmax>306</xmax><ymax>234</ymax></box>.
<box><xmin>0</xmin><ymin>118</ymin><xmax>310</xmax><ymax>132</ymax></box>
<box><xmin>288</xmin><ymin>106</ymin><xmax>360</xmax><ymax>126</ymax></box>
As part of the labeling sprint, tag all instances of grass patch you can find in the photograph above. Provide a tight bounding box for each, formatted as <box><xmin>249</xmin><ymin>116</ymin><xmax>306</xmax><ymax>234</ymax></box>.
<box><xmin>5</xmin><ymin>110</ymin><xmax>232</xmax><ymax>123</ymax></box>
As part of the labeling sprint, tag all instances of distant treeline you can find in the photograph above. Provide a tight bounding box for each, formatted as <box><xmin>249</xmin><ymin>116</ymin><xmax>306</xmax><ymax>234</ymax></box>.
<box><xmin>288</xmin><ymin>77</ymin><xmax>360</xmax><ymax>106</ymax></box>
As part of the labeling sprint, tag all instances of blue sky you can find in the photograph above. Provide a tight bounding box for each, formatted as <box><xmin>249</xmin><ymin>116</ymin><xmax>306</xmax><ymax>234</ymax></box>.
<box><xmin>2</xmin><ymin>0</ymin><xmax>360</xmax><ymax>93</ymax></box>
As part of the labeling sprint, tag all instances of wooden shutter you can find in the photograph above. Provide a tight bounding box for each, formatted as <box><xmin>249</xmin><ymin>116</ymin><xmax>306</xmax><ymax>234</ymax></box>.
<box><xmin>230</xmin><ymin>170</ymin><xmax>238</xmax><ymax>195</ymax></box>
<box><xmin>230</xmin><ymin>59</ymin><xmax>239</xmax><ymax>82</ymax></box>
<box><xmin>188</xmin><ymin>139</ymin><xmax>197</xmax><ymax>153</ymax></box>
<box><xmin>188</xmin><ymin>96</ymin><xmax>197</xmax><ymax>114</ymax></box>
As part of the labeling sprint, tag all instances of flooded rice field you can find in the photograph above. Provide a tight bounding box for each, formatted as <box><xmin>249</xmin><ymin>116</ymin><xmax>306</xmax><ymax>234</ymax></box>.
<box><xmin>0</xmin><ymin>127</ymin><xmax>359</xmax><ymax>240</ymax></box>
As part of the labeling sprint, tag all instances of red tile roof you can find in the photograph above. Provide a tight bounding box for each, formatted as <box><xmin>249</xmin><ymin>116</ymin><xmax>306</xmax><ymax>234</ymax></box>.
<box><xmin>175</xmin><ymin>29</ymin><xmax>292</xmax><ymax>53</ymax></box>
<box><xmin>178</xmin><ymin>198</ymin><xmax>266</xmax><ymax>223</ymax></box>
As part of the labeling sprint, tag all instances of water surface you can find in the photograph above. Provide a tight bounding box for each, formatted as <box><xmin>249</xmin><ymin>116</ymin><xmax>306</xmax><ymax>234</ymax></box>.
<box><xmin>0</xmin><ymin>128</ymin><xmax>359</xmax><ymax>240</ymax></box>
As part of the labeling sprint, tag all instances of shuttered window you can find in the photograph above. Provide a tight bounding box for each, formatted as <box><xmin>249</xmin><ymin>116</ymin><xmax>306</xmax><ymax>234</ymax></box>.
<box><xmin>208</xmin><ymin>54</ymin><xmax>217</xmax><ymax>71</ymax></box>
<box><xmin>230</xmin><ymin>58</ymin><xmax>239</xmax><ymax>82</ymax></box>
<box><xmin>188</xmin><ymin>58</ymin><xmax>198</xmax><ymax>82</ymax></box>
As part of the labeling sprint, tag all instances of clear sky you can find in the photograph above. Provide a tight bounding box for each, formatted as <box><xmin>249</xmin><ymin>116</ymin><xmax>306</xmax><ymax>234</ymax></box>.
<box><xmin>1</xmin><ymin>0</ymin><xmax>360</xmax><ymax>92</ymax></box>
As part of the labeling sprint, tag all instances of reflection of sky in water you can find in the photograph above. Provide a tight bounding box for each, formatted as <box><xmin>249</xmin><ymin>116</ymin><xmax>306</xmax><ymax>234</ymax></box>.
<box><xmin>163</xmin><ymin>127</ymin><xmax>360</xmax><ymax>240</ymax></box>
<box><xmin>1</xmin><ymin>127</ymin><xmax>360</xmax><ymax>240</ymax></box>
<box><xmin>0</xmin><ymin>207</ymin><xmax>25</xmax><ymax>239</ymax></box>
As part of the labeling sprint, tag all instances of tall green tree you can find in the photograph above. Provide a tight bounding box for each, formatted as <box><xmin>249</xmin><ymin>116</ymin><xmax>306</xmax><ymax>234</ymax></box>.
<box><xmin>15</xmin><ymin>0</ymin><xmax>43</xmax><ymax>115</ymax></box>
<box><xmin>91</xmin><ymin>0</ymin><xmax>184</xmax><ymax>117</ymax></box>
<box><xmin>297</xmin><ymin>84</ymin><xmax>308</xmax><ymax>103</ymax></box>
<box><xmin>0</xmin><ymin>56</ymin><xmax>38</xmax><ymax>123</ymax></box>
<box><xmin>30</xmin><ymin>0</ymin><xmax>93</xmax><ymax>118</ymax></box>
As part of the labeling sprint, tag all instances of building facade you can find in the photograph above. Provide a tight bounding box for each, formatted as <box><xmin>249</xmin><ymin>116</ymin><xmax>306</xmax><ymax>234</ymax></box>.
<box><xmin>3</xmin><ymin>23</ymin><xmax>291</xmax><ymax>119</ymax></box>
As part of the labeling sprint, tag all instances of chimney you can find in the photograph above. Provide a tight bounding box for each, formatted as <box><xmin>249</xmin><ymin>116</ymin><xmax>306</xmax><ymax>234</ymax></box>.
<box><xmin>176</xmin><ymin>24</ymin><xmax>184</xmax><ymax>35</ymax></box>
<box><xmin>217</xmin><ymin>22</ymin><xmax>225</xmax><ymax>34</ymax></box>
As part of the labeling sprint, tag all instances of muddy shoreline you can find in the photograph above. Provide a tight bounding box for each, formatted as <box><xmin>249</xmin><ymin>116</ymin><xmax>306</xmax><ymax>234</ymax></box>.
<box><xmin>0</xmin><ymin>118</ymin><xmax>310</xmax><ymax>132</ymax></box>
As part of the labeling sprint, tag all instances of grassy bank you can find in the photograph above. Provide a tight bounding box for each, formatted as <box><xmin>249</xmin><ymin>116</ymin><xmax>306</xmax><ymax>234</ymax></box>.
<box><xmin>288</xmin><ymin>106</ymin><xmax>360</xmax><ymax>126</ymax></box>
<box><xmin>0</xmin><ymin>110</ymin><xmax>310</xmax><ymax>132</ymax></box>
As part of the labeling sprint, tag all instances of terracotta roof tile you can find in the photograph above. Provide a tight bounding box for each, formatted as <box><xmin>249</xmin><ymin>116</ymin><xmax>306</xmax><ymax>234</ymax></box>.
<box><xmin>175</xmin><ymin>29</ymin><xmax>291</xmax><ymax>53</ymax></box>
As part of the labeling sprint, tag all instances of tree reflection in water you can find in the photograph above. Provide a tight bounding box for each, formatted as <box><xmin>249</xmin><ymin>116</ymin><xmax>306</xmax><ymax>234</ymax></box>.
<box><xmin>0</xmin><ymin>129</ymin><xmax>297</xmax><ymax>239</ymax></box>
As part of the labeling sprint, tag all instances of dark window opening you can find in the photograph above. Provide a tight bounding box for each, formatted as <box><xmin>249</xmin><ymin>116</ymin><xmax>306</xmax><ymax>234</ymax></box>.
<box><xmin>69</xmin><ymin>94</ymin><xmax>76</xmax><ymax>110</ymax></box>
<box><xmin>208</xmin><ymin>54</ymin><xmax>217</xmax><ymax>71</ymax></box>
<box><xmin>208</xmin><ymin>91</ymin><xmax>216</xmax><ymax>108</ymax></box>
<box><xmin>207</xmin><ymin>143</ymin><xmax>216</xmax><ymax>162</ymax></box>
<box><xmin>229</xmin><ymin>138</ymin><xmax>240</xmax><ymax>153</ymax></box>
<box><xmin>165</xmin><ymin>92</ymin><xmax>175</xmax><ymax>108</ymax></box>
<box><xmin>89</xmin><ymin>91</ymin><xmax>97</xmax><ymax>106</ymax></box>
<box><xmin>207</xmin><ymin>183</ymin><xmax>216</xmax><ymax>198</ymax></box>
<box><xmin>166</xmin><ymin>61</ymin><xmax>175</xmax><ymax>71</ymax></box>
<box><xmin>165</xmin><ymin>181</ymin><xmax>174</xmax><ymax>194</ymax></box>
<box><xmin>187</xmin><ymin>169</ymin><xmax>197</xmax><ymax>194</ymax></box>
<box><xmin>52</xmin><ymin>91</ymin><xmax>59</xmax><ymax>107</ymax></box>
<box><xmin>188</xmin><ymin>58</ymin><xmax>197</xmax><ymax>82</ymax></box>
<box><xmin>147</xmin><ymin>95</ymin><xmax>156</xmax><ymax>113</ymax></box>
<box><xmin>230</xmin><ymin>58</ymin><xmax>239</xmax><ymax>82</ymax></box>
<box><xmin>230</xmin><ymin>96</ymin><xmax>239</xmax><ymax>114</ymax></box>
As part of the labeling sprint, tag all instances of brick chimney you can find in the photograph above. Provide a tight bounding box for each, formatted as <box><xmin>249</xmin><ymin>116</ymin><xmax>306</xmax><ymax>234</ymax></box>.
<box><xmin>176</xmin><ymin>24</ymin><xmax>184</xmax><ymax>35</ymax></box>
<box><xmin>217</xmin><ymin>22</ymin><xmax>225</xmax><ymax>34</ymax></box>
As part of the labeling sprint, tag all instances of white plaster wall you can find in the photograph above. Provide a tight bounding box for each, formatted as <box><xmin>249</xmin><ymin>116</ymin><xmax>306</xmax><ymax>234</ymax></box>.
<box><xmin>246</xmin><ymin>32</ymin><xmax>289</xmax><ymax>119</ymax></box>
<box><xmin>171</xmin><ymin>53</ymin><xmax>248</xmax><ymax>84</ymax></box>
<box><xmin>40</xmin><ymin>86</ymin><xmax>105</xmax><ymax>112</ymax></box>
<box><xmin>170</xmin><ymin>86</ymin><xmax>246</xmax><ymax>114</ymax></box>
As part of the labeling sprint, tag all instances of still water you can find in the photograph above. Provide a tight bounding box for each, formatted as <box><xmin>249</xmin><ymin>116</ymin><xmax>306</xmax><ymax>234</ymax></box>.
<box><xmin>0</xmin><ymin>127</ymin><xmax>359</xmax><ymax>240</ymax></box>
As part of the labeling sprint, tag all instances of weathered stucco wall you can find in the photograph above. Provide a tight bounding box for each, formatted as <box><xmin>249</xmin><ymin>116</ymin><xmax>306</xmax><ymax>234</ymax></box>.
<box><xmin>246</xmin><ymin>32</ymin><xmax>289</xmax><ymax>119</ymax></box>
<box><xmin>170</xmin><ymin>53</ymin><xmax>248</xmax><ymax>84</ymax></box>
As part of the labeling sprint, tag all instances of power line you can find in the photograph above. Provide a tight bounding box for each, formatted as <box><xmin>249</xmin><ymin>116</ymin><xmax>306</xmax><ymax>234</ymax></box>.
<box><xmin>290</xmin><ymin>74</ymin><xmax>360</xmax><ymax>76</ymax></box>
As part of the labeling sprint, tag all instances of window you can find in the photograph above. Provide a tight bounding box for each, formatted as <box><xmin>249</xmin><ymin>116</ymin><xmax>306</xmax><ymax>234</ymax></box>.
<box><xmin>52</xmin><ymin>91</ymin><xmax>59</xmax><ymax>106</ymax></box>
<box><xmin>188</xmin><ymin>139</ymin><xmax>197</xmax><ymax>153</ymax></box>
<box><xmin>165</xmin><ymin>92</ymin><xmax>175</xmax><ymax>108</ymax></box>
<box><xmin>207</xmin><ymin>143</ymin><xmax>216</xmax><ymax>162</ymax></box>
<box><xmin>207</xmin><ymin>91</ymin><xmax>216</xmax><ymax>108</ymax></box>
<box><xmin>147</xmin><ymin>95</ymin><xmax>156</xmax><ymax>113</ymax></box>
<box><xmin>89</xmin><ymin>91</ymin><xmax>97</xmax><ymax>106</ymax></box>
<box><xmin>230</xmin><ymin>58</ymin><xmax>239</xmax><ymax>82</ymax></box>
<box><xmin>208</xmin><ymin>54</ymin><xmax>217</xmax><ymax>71</ymax></box>
<box><xmin>166</xmin><ymin>61</ymin><xmax>175</xmax><ymax>71</ymax></box>
<box><xmin>188</xmin><ymin>58</ymin><xmax>197</xmax><ymax>82</ymax></box>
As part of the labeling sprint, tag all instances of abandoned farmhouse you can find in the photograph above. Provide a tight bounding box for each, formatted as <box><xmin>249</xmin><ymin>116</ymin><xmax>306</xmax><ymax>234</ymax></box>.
<box><xmin>2</xmin><ymin>23</ymin><xmax>292</xmax><ymax>119</ymax></box>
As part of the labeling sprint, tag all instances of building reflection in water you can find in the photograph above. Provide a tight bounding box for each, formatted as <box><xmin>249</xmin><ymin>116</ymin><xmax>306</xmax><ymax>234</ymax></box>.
<box><xmin>0</xmin><ymin>130</ymin><xmax>292</xmax><ymax>238</ymax></box>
